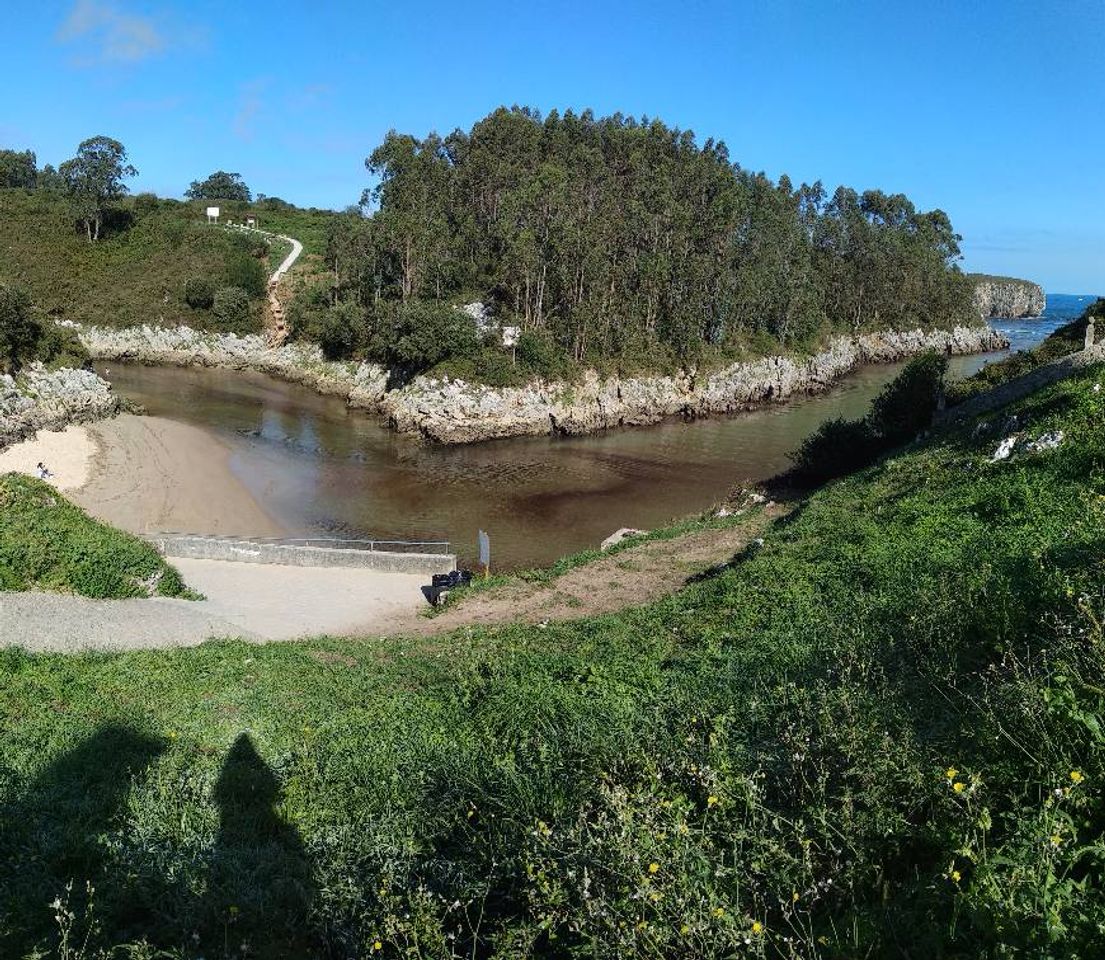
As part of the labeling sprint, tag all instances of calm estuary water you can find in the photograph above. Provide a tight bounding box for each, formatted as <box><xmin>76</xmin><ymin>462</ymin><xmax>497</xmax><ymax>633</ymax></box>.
<box><xmin>99</xmin><ymin>295</ymin><xmax>1091</xmax><ymax>568</ymax></box>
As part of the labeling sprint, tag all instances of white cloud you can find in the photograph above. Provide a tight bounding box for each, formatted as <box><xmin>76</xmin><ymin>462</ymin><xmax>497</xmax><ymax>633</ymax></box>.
<box><xmin>234</xmin><ymin>79</ymin><xmax>270</xmax><ymax>141</ymax></box>
<box><xmin>57</xmin><ymin>0</ymin><xmax>166</xmax><ymax>64</ymax></box>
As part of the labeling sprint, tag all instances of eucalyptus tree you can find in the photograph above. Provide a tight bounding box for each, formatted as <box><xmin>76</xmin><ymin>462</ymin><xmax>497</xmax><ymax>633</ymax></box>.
<box><xmin>58</xmin><ymin>136</ymin><xmax>137</xmax><ymax>241</ymax></box>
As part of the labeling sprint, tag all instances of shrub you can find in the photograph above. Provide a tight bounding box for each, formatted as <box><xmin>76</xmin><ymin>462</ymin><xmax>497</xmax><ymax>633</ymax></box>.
<box><xmin>0</xmin><ymin>281</ymin><xmax>41</xmax><ymax>374</ymax></box>
<box><xmin>375</xmin><ymin>302</ymin><xmax>479</xmax><ymax>373</ymax></box>
<box><xmin>517</xmin><ymin>328</ymin><xmax>572</xmax><ymax>380</ymax></box>
<box><xmin>789</xmin><ymin>416</ymin><xmax>878</xmax><ymax>482</ymax></box>
<box><xmin>211</xmin><ymin>286</ymin><xmax>250</xmax><ymax>330</ymax></box>
<box><xmin>868</xmin><ymin>351</ymin><xmax>948</xmax><ymax>441</ymax></box>
<box><xmin>317</xmin><ymin>301</ymin><xmax>367</xmax><ymax>360</ymax></box>
<box><xmin>133</xmin><ymin>192</ymin><xmax>160</xmax><ymax>216</ymax></box>
<box><xmin>223</xmin><ymin>252</ymin><xmax>267</xmax><ymax>298</ymax></box>
<box><xmin>34</xmin><ymin>321</ymin><xmax>90</xmax><ymax>370</ymax></box>
<box><xmin>183</xmin><ymin>276</ymin><xmax>216</xmax><ymax>310</ymax></box>
<box><xmin>0</xmin><ymin>474</ymin><xmax>191</xmax><ymax>597</ymax></box>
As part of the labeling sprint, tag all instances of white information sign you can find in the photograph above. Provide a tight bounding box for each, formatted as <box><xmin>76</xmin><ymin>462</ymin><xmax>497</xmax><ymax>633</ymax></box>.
<box><xmin>206</xmin><ymin>206</ymin><xmax>220</xmax><ymax>221</ymax></box>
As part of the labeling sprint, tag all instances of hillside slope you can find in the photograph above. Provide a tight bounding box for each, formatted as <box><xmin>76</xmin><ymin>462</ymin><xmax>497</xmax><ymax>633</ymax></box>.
<box><xmin>0</xmin><ymin>191</ymin><xmax>325</xmax><ymax>334</ymax></box>
<box><xmin>0</xmin><ymin>363</ymin><xmax>1103</xmax><ymax>957</ymax></box>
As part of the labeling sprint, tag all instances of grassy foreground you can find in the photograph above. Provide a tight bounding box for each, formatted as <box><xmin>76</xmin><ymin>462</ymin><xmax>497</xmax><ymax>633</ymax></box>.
<box><xmin>0</xmin><ymin>473</ymin><xmax>190</xmax><ymax>598</ymax></box>
<box><xmin>2</xmin><ymin>366</ymin><xmax>1105</xmax><ymax>957</ymax></box>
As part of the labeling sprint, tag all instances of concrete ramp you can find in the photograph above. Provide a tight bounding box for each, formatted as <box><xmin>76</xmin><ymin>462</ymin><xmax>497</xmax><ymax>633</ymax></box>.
<box><xmin>146</xmin><ymin>534</ymin><xmax>456</xmax><ymax>576</ymax></box>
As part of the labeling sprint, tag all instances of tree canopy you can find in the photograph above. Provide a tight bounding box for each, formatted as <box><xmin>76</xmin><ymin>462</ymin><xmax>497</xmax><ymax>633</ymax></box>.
<box><xmin>324</xmin><ymin>107</ymin><xmax>974</xmax><ymax>373</ymax></box>
<box><xmin>186</xmin><ymin>171</ymin><xmax>252</xmax><ymax>203</ymax></box>
<box><xmin>58</xmin><ymin>136</ymin><xmax>137</xmax><ymax>242</ymax></box>
<box><xmin>0</xmin><ymin>150</ymin><xmax>37</xmax><ymax>189</ymax></box>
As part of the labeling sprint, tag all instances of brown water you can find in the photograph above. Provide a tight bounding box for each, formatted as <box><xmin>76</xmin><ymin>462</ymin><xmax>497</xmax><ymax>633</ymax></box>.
<box><xmin>97</xmin><ymin>352</ymin><xmax>1001</xmax><ymax>569</ymax></box>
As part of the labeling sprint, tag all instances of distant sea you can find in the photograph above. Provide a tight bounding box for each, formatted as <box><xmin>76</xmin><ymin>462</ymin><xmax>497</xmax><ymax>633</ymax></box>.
<box><xmin>990</xmin><ymin>293</ymin><xmax>1100</xmax><ymax>353</ymax></box>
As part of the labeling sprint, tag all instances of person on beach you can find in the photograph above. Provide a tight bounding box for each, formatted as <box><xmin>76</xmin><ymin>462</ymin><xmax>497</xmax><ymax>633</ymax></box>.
<box><xmin>35</xmin><ymin>462</ymin><xmax>51</xmax><ymax>480</ymax></box>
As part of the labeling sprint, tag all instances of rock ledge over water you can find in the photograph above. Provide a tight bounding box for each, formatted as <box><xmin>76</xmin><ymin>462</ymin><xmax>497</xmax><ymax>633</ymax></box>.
<box><xmin>73</xmin><ymin>322</ymin><xmax>1007</xmax><ymax>445</ymax></box>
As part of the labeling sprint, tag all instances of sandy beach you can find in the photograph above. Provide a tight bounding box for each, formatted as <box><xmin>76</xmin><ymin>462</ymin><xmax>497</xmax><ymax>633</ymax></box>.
<box><xmin>0</xmin><ymin>425</ymin><xmax>97</xmax><ymax>491</ymax></box>
<box><xmin>67</xmin><ymin>414</ymin><xmax>285</xmax><ymax>537</ymax></box>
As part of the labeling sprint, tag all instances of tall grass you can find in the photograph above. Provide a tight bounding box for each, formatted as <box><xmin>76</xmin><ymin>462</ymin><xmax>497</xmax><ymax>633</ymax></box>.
<box><xmin>0</xmin><ymin>365</ymin><xmax>1103</xmax><ymax>957</ymax></box>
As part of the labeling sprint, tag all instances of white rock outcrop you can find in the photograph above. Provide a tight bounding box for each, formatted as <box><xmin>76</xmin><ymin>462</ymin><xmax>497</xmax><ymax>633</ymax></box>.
<box><xmin>0</xmin><ymin>364</ymin><xmax>120</xmax><ymax>450</ymax></box>
<box><xmin>73</xmin><ymin>322</ymin><xmax>1008</xmax><ymax>445</ymax></box>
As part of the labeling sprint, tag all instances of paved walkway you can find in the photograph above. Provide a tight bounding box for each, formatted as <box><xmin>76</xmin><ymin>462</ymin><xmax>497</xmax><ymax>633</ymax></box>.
<box><xmin>0</xmin><ymin>558</ymin><xmax>429</xmax><ymax>652</ymax></box>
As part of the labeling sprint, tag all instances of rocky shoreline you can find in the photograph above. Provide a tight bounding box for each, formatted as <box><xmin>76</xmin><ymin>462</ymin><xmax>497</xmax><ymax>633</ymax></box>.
<box><xmin>0</xmin><ymin>364</ymin><xmax>120</xmax><ymax>451</ymax></box>
<box><xmin>72</xmin><ymin>322</ymin><xmax>1008</xmax><ymax>445</ymax></box>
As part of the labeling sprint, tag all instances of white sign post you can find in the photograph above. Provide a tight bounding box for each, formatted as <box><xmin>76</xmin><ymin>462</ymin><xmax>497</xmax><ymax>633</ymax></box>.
<box><xmin>206</xmin><ymin>206</ymin><xmax>220</xmax><ymax>223</ymax></box>
<box><xmin>478</xmin><ymin>529</ymin><xmax>490</xmax><ymax>578</ymax></box>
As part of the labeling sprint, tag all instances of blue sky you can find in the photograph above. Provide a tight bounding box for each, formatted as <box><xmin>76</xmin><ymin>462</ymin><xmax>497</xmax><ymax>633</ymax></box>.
<box><xmin>4</xmin><ymin>0</ymin><xmax>1103</xmax><ymax>292</ymax></box>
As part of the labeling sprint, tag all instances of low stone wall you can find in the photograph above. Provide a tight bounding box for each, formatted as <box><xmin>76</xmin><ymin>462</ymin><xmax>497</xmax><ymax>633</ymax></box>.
<box><xmin>0</xmin><ymin>363</ymin><xmax>120</xmax><ymax>451</ymax></box>
<box><xmin>74</xmin><ymin>320</ymin><xmax>1008</xmax><ymax>445</ymax></box>
<box><xmin>147</xmin><ymin>534</ymin><xmax>457</xmax><ymax>575</ymax></box>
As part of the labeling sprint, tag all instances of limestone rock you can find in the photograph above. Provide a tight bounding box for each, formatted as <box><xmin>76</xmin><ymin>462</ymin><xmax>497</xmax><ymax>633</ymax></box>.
<box><xmin>0</xmin><ymin>363</ymin><xmax>120</xmax><ymax>450</ymax></box>
<box><xmin>970</xmin><ymin>276</ymin><xmax>1046</xmax><ymax>320</ymax></box>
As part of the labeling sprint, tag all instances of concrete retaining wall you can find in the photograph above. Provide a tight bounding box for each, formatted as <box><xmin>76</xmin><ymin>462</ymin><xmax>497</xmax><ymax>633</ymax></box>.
<box><xmin>147</xmin><ymin>535</ymin><xmax>457</xmax><ymax>575</ymax></box>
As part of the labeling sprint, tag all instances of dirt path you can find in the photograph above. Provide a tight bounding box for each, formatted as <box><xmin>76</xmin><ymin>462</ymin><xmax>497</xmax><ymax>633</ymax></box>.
<box><xmin>386</xmin><ymin>505</ymin><xmax>784</xmax><ymax>636</ymax></box>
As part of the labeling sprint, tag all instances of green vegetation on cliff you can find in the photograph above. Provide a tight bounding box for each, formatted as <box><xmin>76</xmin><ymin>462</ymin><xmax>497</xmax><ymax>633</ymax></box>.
<box><xmin>2</xmin><ymin>360</ymin><xmax>1104</xmax><ymax>957</ymax></box>
<box><xmin>0</xmin><ymin>473</ymin><xmax>190</xmax><ymax>598</ymax></box>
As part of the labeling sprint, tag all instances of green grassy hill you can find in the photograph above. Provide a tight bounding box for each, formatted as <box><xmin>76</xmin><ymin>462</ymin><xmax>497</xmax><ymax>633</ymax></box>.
<box><xmin>0</xmin><ymin>473</ymin><xmax>191</xmax><ymax>598</ymax></box>
<box><xmin>1</xmin><ymin>360</ymin><xmax>1103</xmax><ymax>956</ymax></box>
<box><xmin>0</xmin><ymin>190</ymin><xmax>332</xmax><ymax>334</ymax></box>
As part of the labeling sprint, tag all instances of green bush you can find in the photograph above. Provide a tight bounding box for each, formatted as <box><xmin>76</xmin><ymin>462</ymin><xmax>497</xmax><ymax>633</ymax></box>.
<box><xmin>222</xmin><ymin>252</ymin><xmax>267</xmax><ymax>298</ymax></box>
<box><xmin>34</xmin><ymin>321</ymin><xmax>90</xmax><ymax>370</ymax></box>
<box><xmin>133</xmin><ymin>192</ymin><xmax>160</xmax><ymax>217</ymax></box>
<box><xmin>0</xmin><ymin>473</ymin><xmax>190</xmax><ymax>598</ymax></box>
<box><xmin>182</xmin><ymin>276</ymin><xmax>215</xmax><ymax>310</ymax></box>
<box><xmin>789</xmin><ymin>352</ymin><xmax>948</xmax><ymax>483</ymax></box>
<box><xmin>211</xmin><ymin>286</ymin><xmax>250</xmax><ymax>331</ymax></box>
<box><xmin>517</xmin><ymin>327</ymin><xmax>573</xmax><ymax>380</ymax></box>
<box><xmin>376</xmin><ymin>301</ymin><xmax>479</xmax><ymax>373</ymax></box>
<box><xmin>0</xmin><ymin>280</ymin><xmax>41</xmax><ymax>373</ymax></box>
<box><xmin>789</xmin><ymin>415</ymin><xmax>878</xmax><ymax>482</ymax></box>
<box><xmin>317</xmin><ymin>301</ymin><xmax>367</xmax><ymax>360</ymax></box>
<box><xmin>868</xmin><ymin>350</ymin><xmax>948</xmax><ymax>441</ymax></box>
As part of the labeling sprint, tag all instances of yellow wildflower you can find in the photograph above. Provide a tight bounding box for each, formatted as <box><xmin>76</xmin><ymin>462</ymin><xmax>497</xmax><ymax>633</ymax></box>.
<box><xmin>945</xmin><ymin>767</ymin><xmax>958</xmax><ymax>780</ymax></box>
<box><xmin>792</xmin><ymin>891</ymin><xmax>800</xmax><ymax>902</ymax></box>
<box><xmin>951</xmin><ymin>870</ymin><xmax>961</xmax><ymax>883</ymax></box>
<box><xmin>952</xmin><ymin>781</ymin><xmax>966</xmax><ymax>793</ymax></box>
<box><xmin>752</xmin><ymin>920</ymin><xmax>764</xmax><ymax>934</ymax></box>
<box><xmin>372</xmin><ymin>941</ymin><xmax>382</xmax><ymax>952</ymax></box>
<box><xmin>707</xmin><ymin>795</ymin><xmax>719</xmax><ymax>807</ymax></box>
<box><xmin>1050</xmin><ymin>834</ymin><xmax>1063</xmax><ymax>848</ymax></box>
<box><xmin>1070</xmin><ymin>770</ymin><xmax>1085</xmax><ymax>784</ymax></box>
<box><xmin>680</xmin><ymin>924</ymin><xmax>690</xmax><ymax>934</ymax></box>
<box><xmin>648</xmin><ymin>862</ymin><xmax>660</xmax><ymax>874</ymax></box>
<box><xmin>713</xmin><ymin>907</ymin><xmax>725</xmax><ymax>918</ymax></box>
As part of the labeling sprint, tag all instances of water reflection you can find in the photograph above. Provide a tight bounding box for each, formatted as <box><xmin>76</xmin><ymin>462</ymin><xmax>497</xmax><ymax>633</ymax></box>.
<box><xmin>96</xmin><ymin>329</ymin><xmax>1050</xmax><ymax>568</ymax></box>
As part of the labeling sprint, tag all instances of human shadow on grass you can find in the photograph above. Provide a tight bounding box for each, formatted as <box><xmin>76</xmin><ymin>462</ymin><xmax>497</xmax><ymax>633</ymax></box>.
<box><xmin>0</xmin><ymin>723</ymin><xmax>165</xmax><ymax>957</ymax></box>
<box><xmin>199</xmin><ymin>732</ymin><xmax>316</xmax><ymax>956</ymax></box>
<box><xmin>0</xmin><ymin>725</ymin><xmax>315</xmax><ymax>958</ymax></box>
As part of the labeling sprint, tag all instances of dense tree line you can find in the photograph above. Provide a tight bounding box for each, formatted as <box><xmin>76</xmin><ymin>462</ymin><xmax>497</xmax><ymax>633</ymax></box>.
<box><xmin>323</xmin><ymin>107</ymin><xmax>974</xmax><ymax>374</ymax></box>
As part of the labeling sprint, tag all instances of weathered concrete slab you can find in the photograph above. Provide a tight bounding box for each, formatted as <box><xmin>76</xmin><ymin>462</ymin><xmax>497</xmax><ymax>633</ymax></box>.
<box><xmin>147</xmin><ymin>534</ymin><xmax>456</xmax><ymax>575</ymax></box>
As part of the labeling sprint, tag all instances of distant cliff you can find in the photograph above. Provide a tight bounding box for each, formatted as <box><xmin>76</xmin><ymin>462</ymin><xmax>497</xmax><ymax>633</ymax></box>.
<box><xmin>970</xmin><ymin>274</ymin><xmax>1046</xmax><ymax>320</ymax></box>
